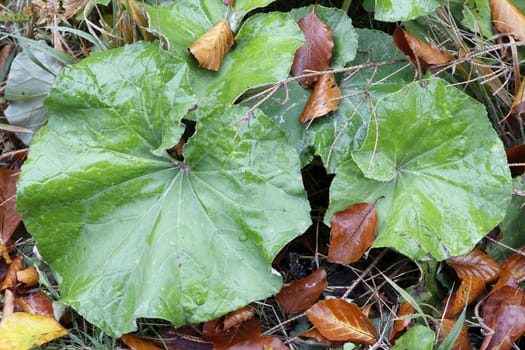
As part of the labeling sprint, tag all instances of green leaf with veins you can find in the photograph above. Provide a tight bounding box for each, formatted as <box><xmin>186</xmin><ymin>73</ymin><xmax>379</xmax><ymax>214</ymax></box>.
<box><xmin>17</xmin><ymin>42</ymin><xmax>311</xmax><ymax>336</ymax></box>
<box><xmin>374</xmin><ymin>0</ymin><xmax>445</xmax><ymax>21</ymax></box>
<box><xmin>327</xmin><ymin>78</ymin><xmax>511</xmax><ymax>260</ymax></box>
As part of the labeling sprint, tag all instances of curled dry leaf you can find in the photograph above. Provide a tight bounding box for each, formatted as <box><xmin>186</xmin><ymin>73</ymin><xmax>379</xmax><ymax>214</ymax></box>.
<box><xmin>390</xmin><ymin>301</ymin><xmax>414</xmax><ymax>343</ymax></box>
<box><xmin>276</xmin><ymin>267</ymin><xmax>327</xmax><ymax>314</ymax></box>
<box><xmin>490</xmin><ymin>0</ymin><xmax>525</xmax><ymax>41</ymax></box>
<box><xmin>291</xmin><ymin>8</ymin><xmax>334</xmax><ymax>88</ymax></box>
<box><xmin>222</xmin><ymin>306</ymin><xmax>256</xmax><ymax>331</ymax></box>
<box><xmin>328</xmin><ymin>202</ymin><xmax>377</xmax><ymax>264</ymax></box>
<box><xmin>444</xmin><ymin>275</ymin><xmax>486</xmax><ymax>318</ymax></box>
<box><xmin>299</xmin><ymin>72</ymin><xmax>341</xmax><ymax>123</ymax></box>
<box><xmin>305</xmin><ymin>299</ymin><xmax>378</xmax><ymax>344</ymax></box>
<box><xmin>446</xmin><ymin>248</ymin><xmax>501</xmax><ymax>284</ymax></box>
<box><xmin>16</xmin><ymin>266</ymin><xmax>38</xmax><ymax>287</ymax></box>
<box><xmin>0</xmin><ymin>168</ymin><xmax>22</xmax><ymax>245</ymax></box>
<box><xmin>481</xmin><ymin>286</ymin><xmax>525</xmax><ymax>350</ymax></box>
<box><xmin>2</xmin><ymin>288</ymin><xmax>15</xmax><ymax>319</ymax></box>
<box><xmin>188</xmin><ymin>19</ymin><xmax>234</xmax><ymax>71</ymax></box>
<box><xmin>16</xmin><ymin>291</ymin><xmax>55</xmax><ymax>318</ymax></box>
<box><xmin>1</xmin><ymin>255</ymin><xmax>23</xmax><ymax>290</ymax></box>
<box><xmin>439</xmin><ymin>318</ymin><xmax>472</xmax><ymax>350</ymax></box>
<box><xmin>121</xmin><ymin>334</ymin><xmax>163</xmax><ymax>350</ymax></box>
<box><xmin>393</xmin><ymin>27</ymin><xmax>452</xmax><ymax>71</ymax></box>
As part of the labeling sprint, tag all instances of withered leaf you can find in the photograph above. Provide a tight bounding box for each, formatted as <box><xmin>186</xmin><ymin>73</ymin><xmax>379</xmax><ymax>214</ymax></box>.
<box><xmin>222</xmin><ymin>306</ymin><xmax>255</xmax><ymax>331</ymax></box>
<box><xmin>276</xmin><ymin>267</ymin><xmax>327</xmax><ymax>314</ymax></box>
<box><xmin>16</xmin><ymin>266</ymin><xmax>38</xmax><ymax>287</ymax></box>
<box><xmin>328</xmin><ymin>202</ymin><xmax>377</xmax><ymax>264</ymax></box>
<box><xmin>291</xmin><ymin>8</ymin><xmax>334</xmax><ymax>88</ymax></box>
<box><xmin>158</xmin><ymin>326</ymin><xmax>212</xmax><ymax>350</ymax></box>
<box><xmin>506</xmin><ymin>144</ymin><xmax>525</xmax><ymax>177</ymax></box>
<box><xmin>299</xmin><ymin>72</ymin><xmax>341</xmax><ymax>123</ymax></box>
<box><xmin>2</xmin><ymin>289</ymin><xmax>15</xmax><ymax>319</ymax></box>
<box><xmin>481</xmin><ymin>286</ymin><xmax>525</xmax><ymax>350</ymax></box>
<box><xmin>188</xmin><ymin>19</ymin><xmax>234</xmax><ymax>71</ymax></box>
<box><xmin>301</xmin><ymin>328</ymin><xmax>344</xmax><ymax>348</ymax></box>
<box><xmin>222</xmin><ymin>0</ymin><xmax>233</xmax><ymax>7</ymax></box>
<box><xmin>510</xmin><ymin>76</ymin><xmax>525</xmax><ymax>115</ymax></box>
<box><xmin>444</xmin><ymin>275</ymin><xmax>486</xmax><ymax>318</ymax></box>
<box><xmin>490</xmin><ymin>0</ymin><xmax>525</xmax><ymax>41</ymax></box>
<box><xmin>446</xmin><ymin>248</ymin><xmax>501</xmax><ymax>284</ymax></box>
<box><xmin>1</xmin><ymin>255</ymin><xmax>23</xmax><ymax>290</ymax></box>
<box><xmin>16</xmin><ymin>291</ymin><xmax>55</xmax><ymax>318</ymax></box>
<box><xmin>439</xmin><ymin>318</ymin><xmax>472</xmax><ymax>350</ymax></box>
<box><xmin>305</xmin><ymin>299</ymin><xmax>378</xmax><ymax>344</ymax></box>
<box><xmin>393</xmin><ymin>27</ymin><xmax>452</xmax><ymax>71</ymax></box>
<box><xmin>121</xmin><ymin>334</ymin><xmax>163</xmax><ymax>350</ymax></box>
<box><xmin>390</xmin><ymin>301</ymin><xmax>414</xmax><ymax>343</ymax></box>
<box><xmin>0</xmin><ymin>168</ymin><xmax>22</xmax><ymax>245</ymax></box>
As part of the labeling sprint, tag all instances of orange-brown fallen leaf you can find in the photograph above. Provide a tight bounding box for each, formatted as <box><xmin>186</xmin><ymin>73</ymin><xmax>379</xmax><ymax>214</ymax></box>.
<box><xmin>490</xmin><ymin>0</ymin><xmax>525</xmax><ymax>41</ymax></box>
<box><xmin>3</xmin><ymin>288</ymin><xmax>15</xmax><ymax>319</ymax></box>
<box><xmin>291</xmin><ymin>7</ymin><xmax>334</xmax><ymax>88</ymax></box>
<box><xmin>390</xmin><ymin>301</ymin><xmax>414</xmax><ymax>343</ymax></box>
<box><xmin>121</xmin><ymin>334</ymin><xmax>163</xmax><ymax>350</ymax></box>
<box><xmin>328</xmin><ymin>202</ymin><xmax>377</xmax><ymax>264</ymax></box>
<box><xmin>188</xmin><ymin>19</ymin><xmax>234</xmax><ymax>71</ymax></box>
<box><xmin>1</xmin><ymin>255</ymin><xmax>23</xmax><ymax>290</ymax></box>
<box><xmin>506</xmin><ymin>144</ymin><xmax>525</xmax><ymax>177</ymax></box>
<box><xmin>0</xmin><ymin>168</ymin><xmax>22</xmax><ymax>245</ymax></box>
<box><xmin>446</xmin><ymin>248</ymin><xmax>501</xmax><ymax>284</ymax></box>
<box><xmin>16</xmin><ymin>291</ymin><xmax>55</xmax><ymax>318</ymax></box>
<box><xmin>439</xmin><ymin>318</ymin><xmax>472</xmax><ymax>350</ymax></box>
<box><xmin>301</xmin><ymin>328</ymin><xmax>344</xmax><ymax>348</ymax></box>
<box><xmin>480</xmin><ymin>286</ymin><xmax>525</xmax><ymax>350</ymax></box>
<box><xmin>222</xmin><ymin>306</ymin><xmax>256</xmax><ymax>331</ymax></box>
<box><xmin>305</xmin><ymin>299</ymin><xmax>378</xmax><ymax>344</ymax></box>
<box><xmin>16</xmin><ymin>266</ymin><xmax>38</xmax><ymax>287</ymax></box>
<box><xmin>393</xmin><ymin>27</ymin><xmax>452</xmax><ymax>71</ymax></box>
<box><xmin>0</xmin><ymin>312</ymin><xmax>68</xmax><ymax>350</ymax></box>
<box><xmin>276</xmin><ymin>267</ymin><xmax>327</xmax><ymax>314</ymax></box>
<box><xmin>444</xmin><ymin>275</ymin><xmax>486</xmax><ymax>318</ymax></box>
<box><xmin>299</xmin><ymin>72</ymin><xmax>341</xmax><ymax>123</ymax></box>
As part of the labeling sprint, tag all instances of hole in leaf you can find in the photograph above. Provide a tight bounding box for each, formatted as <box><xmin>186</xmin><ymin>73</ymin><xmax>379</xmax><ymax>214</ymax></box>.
<box><xmin>167</xmin><ymin>119</ymin><xmax>196</xmax><ymax>161</ymax></box>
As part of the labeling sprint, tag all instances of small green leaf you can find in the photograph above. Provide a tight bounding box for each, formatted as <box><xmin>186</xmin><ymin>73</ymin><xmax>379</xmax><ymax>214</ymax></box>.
<box><xmin>233</xmin><ymin>0</ymin><xmax>276</xmax><ymax>13</ymax></box>
<box><xmin>327</xmin><ymin>78</ymin><xmax>512</xmax><ymax>260</ymax></box>
<box><xmin>461</xmin><ymin>0</ymin><xmax>493</xmax><ymax>37</ymax></box>
<box><xmin>391</xmin><ymin>325</ymin><xmax>435</xmax><ymax>350</ymax></box>
<box><xmin>17</xmin><ymin>42</ymin><xmax>311</xmax><ymax>336</ymax></box>
<box><xmin>374</xmin><ymin>0</ymin><xmax>444</xmax><ymax>21</ymax></box>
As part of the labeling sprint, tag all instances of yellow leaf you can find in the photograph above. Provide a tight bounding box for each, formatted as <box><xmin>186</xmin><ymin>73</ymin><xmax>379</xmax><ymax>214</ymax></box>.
<box><xmin>0</xmin><ymin>312</ymin><xmax>68</xmax><ymax>350</ymax></box>
<box><xmin>188</xmin><ymin>19</ymin><xmax>234</xmax><ymax>71</ymax></box>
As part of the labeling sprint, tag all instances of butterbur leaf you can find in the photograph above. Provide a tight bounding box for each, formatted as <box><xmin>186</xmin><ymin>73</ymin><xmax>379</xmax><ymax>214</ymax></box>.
<box><xmin>306</xmin><ymin>299</ymin><xmax>378</xmax><ymax>344</ymax></box>
<box><xmin>444</xmin><ymin>275</ymin><xmax>485</xmax><ymax>318</ymax></box>
<box><xmin>121</xmin><ymin>334</ymin><xmax>163</xmax><ymax>350</ymax></box>
<box><xmin>391</xmin><ymin>325</ymin><xmax>435</xmax><ymax>350</ymax></box>
<box><xmin>490</xmin><ymin>0</ymin><xmax>525</xmax><ymax>41</ymax></box>
<box><xmin>393</xmin><ymin>27</ymin><xmax>452</xmax><ymax>70</ymax></box>
<box><xmin>17</xmin><ymin>42</ymin><xmax>311</xmax><ymax>336</ymax></box>
<box><xmin>292</xmin><ymin>8</ymin><xmax>334</xmax><ymax>88</ymax></box>
<box><xmin>0</xmin><ymin>312</ymin><xmax>68</xmax><ymax>350</ymax></box>
<box><xmin>276</xmin><ymin>267</ymin><xmax>327</xmax><ymax>313</ymax></box>
<box><xmin>328</xmin><ymin>202</ymin><xmax>377</xmax><ymax>264</ymax></box>
<box><xmin>299</xmin><ymin>73</ymin><xmax>341</xmax><ymax>123</ymax></box>
<box><xmin>481</xmin><ymin>286</ymin><xmax>525</xmax><ymax>350</ymax></box>
<box><xmin>328</xmin><ymin>78</ymin><xmax>512</xmax><ymax>260</ymax></box>
<box><xmin>374</xmin><ymin>0</ymin><xmax>444</xmax><ymax>21</ymax></box>
<box><xmin>189</xmin><ymin>19</ymin><xmax>234</xmax><ymax>71</ymax></box>
<box><xmin>390</xmin><ymin>302</ymin><xmax>414</xmax><ymax>343</ymax></box>
<box><xmin>0</xmin><ymin>168</ymin><xmax>21</xmax><ymax>243</ymax></box>
<box><xmin>446</xmin><ymin>248</ymin><xmax>501</xmax><ymax>284</ymax></box>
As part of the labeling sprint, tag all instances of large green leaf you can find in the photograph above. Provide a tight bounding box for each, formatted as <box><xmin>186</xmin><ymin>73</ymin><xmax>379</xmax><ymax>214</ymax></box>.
<box><xmin>374</xmin><ymin>0</ymin><xmax>445</xmax><ymax>21</ymax></box>
<box><xmin>148</xmin><ymin>2</ymin><xmax>303</xmax><ymax>104</ymax></box>
<box><xmin>17</xmin><ymin>42</ymin><xmax>311</xmax><ymax>336</ymax></box>
<box><xmin>327</xmin><ymin>78</ymin><xmax>511</xmax><ymax>260</ymax></box>
<box><xmin>256</xmin><ymin>29</ymin><xmax>412</xmax><ymax>171</ymax></box>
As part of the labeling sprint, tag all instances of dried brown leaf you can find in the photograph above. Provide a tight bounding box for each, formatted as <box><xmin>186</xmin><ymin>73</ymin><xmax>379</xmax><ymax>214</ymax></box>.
<box><xmin>291</xmin><ymin>8</ymin><xmax>334</xmax><ymax>88</ymax></box>
<box><xmin>222</xmin><ymin>306</ymin><xmax>256</xmax><ymax>331</ymax></box>
<box><xmin>62</xmin><ymin>0</ymin><xmax>89</xmax><ymax>19</ymax></box>
<box><xmin>299</xmin><ymin>73</ymin><xmax>341</xmax><ymax>123</ymax></box>
<box><xmin>16</xmin><ymin>266</ymin><xmax>38</xmax><ymax>287</ymax></box>
<box><xmin>390</xmin><ymin>302</ymin><xmax>414</xmax><ymax>343</ymax></box>
<box><xmin>490</xmin><ymin>0</ymin><xmax>525</xmax><ymax>41</ymax></box>
<box><xmin>393</xmin><ymin>27</ymin><xmax>452</xmax><ymax>70</ymax></box>
<box><xmin>276</xmin><ymin>267</ymin><xmax>327</xmax><ymax>314</ymax></box>
<box><xmin>328</xmin><ymin>202</ymin><xmax>376</xmax><ymax>264</ymax></box>
<box><xmin>1</xmin><ymin>255</ymin><xmax>23</xmax><ymax>290</ymax></box>
<box><xmin>188</xmin><ymin>19</ymin><xmax>234</xmax><ymax>71</ymax></box>
<box><xmin>439</xmin><ymin>318</ymin><xmax>472</xmax><ymax>350</ymax></box>
<box><xmin>305</xmin><ymin>299</ymin><xmax>378</xmax><ymax>344</ymax></box>
<box><xmin>2</xmin><ymin>289</ymin><xmax>15</xmax><ymax>319</ymax></box>
<box><xmin>481</xmin><ymin>286</ymin><xmax>525</xmax><ymax>350</ymax></box>
<box><xmin>301</xmin><ymin>328</ymin><xmax>344</xmax><ymax>348</ymax></box>
<box><xmin>0</xmin><ymin>168</ymin><xmax>22</xmax><ymax>244</ymax></box>
<box><xmin>444</xmin><ymin>275</ymin><xmax>486</xmax><ymax>318</ymax></box>
<box><xmin>506</xmin><ymin>144</ymin><xmax>525</xmax><ymax>177</ymax></box>
<box><xmin>16</xmin><ymin>291</ymin><xmax>55</xmax><ymax>318</ymax></box>
<box><xmin>158</xmin><ymin>326</ymin><xmax>212</xmax><ymax>350</ymax></box>
<box><xmin>446</xmin><ymin>248</ymin><xmax>501</xmax><ymax>284</ymax></box>
<box><xmin>121</xmin><ymin>334</ymin><xmax>163</xmax><ymax>350</ymax></box>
